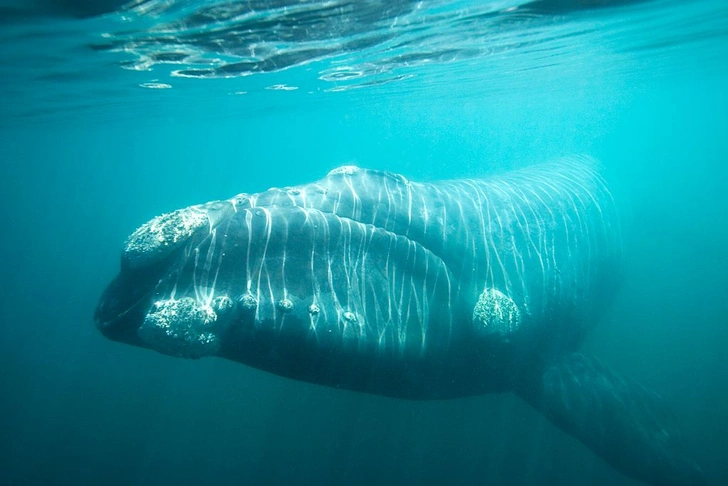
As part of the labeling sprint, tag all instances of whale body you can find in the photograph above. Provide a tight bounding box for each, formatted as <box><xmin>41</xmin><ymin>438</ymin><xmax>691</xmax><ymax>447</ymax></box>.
<box><xmin>96</xmin><ymin>157</ymin><xmax>704</xmax><ymax>486</ymax></box>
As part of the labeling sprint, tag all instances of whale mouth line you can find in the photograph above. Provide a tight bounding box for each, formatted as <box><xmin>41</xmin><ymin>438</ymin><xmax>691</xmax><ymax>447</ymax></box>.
<box><xmin>94</xmin><ymin>274</ymin><xmax>162</xmax><ymax>344</ymax></box>
<box><xmin>98</xmin><ymin>292</ymin><xmax>150</xmax><ymax>327</ymax></box>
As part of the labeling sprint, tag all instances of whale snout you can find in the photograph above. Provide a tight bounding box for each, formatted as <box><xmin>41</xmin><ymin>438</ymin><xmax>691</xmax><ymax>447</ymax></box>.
<box><xmin>95</xmin><ymin>268</ymin><xmax>154</xmax><ymax>346</ymax></box>
<box><xmin>95</xmin><ymin>199</ymin><xmax>236</xmax><ymax>351</ymax></box>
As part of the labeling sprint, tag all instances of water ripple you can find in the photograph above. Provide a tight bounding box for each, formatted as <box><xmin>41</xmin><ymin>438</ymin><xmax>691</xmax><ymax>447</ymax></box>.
<box><xmin>93</xmin><ymin>0</ymin><xmax>592</xmax><ymax>89</ymax></box>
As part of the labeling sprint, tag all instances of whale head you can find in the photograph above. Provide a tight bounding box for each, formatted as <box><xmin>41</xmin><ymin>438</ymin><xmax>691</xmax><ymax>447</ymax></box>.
<box><xmin>95</xmin><ymin>167</ymin><xmax>460</xmax><ymax>374</ymax></box>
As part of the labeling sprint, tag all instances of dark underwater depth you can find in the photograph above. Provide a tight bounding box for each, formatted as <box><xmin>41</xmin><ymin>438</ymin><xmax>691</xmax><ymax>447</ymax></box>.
<box><xmin>1</xmin><ymin>1</ymin><xmax>727</xmax><ymax>485</ymax></box>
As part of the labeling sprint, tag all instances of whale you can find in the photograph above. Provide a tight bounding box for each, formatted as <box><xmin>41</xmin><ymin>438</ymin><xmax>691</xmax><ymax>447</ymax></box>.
<box><xmin>96</xmin><ymin>156</ymin><xmax>704</xmax><ymax>486</ymax></box>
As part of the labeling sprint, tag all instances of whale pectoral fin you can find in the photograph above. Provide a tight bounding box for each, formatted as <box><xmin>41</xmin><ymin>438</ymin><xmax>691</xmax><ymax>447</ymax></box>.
<box><xmin>514</xmin><ymin>353</ymin><xmax>705</xmax><ymax>486</ymax></box>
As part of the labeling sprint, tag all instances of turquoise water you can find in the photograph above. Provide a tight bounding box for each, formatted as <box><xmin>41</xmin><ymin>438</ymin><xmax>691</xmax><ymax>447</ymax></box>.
<box><xmin>1</xmin><ymin>0</ymin><xmax>727</xmax><ymax>484</ymax></box>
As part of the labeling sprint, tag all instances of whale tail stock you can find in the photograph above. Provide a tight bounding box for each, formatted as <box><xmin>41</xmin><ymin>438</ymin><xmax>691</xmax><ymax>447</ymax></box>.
<box><xmin>514</xmin><ymin>353</ymin><xmax>706</xmax><ymax>486</ymax></box>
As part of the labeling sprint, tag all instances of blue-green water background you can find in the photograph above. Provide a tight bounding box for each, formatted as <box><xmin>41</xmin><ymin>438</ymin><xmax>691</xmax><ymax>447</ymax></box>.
<box><xmin>1</xmin><ymin>1</ymin><xmax>727</xmax><ymax>484</ymax></box>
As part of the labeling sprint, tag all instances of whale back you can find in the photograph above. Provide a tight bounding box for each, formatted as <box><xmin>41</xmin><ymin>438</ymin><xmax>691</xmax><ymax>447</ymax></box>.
<box><xmin>96</xmin><ymin>157</ymin><xmax>622</xmax><ymax>398</ymax></box>
<box><xmin>239</xmin><ymin>157</ymin><xmax>622</xmax><ymax>352</ymax></box>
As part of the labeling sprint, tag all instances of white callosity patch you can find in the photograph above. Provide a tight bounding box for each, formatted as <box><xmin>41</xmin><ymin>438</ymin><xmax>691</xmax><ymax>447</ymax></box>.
<box><xmin>211</xmin><ymin>295</ymin><xmax>234</xmax><ymax>315</ymax></box>
<box><xmin>327</xmin><ymin>165</ymin><xmax>360</xmax><ymax>176</ymax></box>
<box><xmin>138</xmin><ymin>297</ymin><xmax>221</xmax><ymax>359</ymax></box>
<box><xmin>239</xmin><ymin>294</ymin><xmax>257</xmax><ymax>310</ymax></box>
<box><xmin>124</xmin><ymin>205</ymin><xmax>209</xmax><ymax>269</ymax></box>
<box><xmin>277</xmin><ymin>298</ymin><xmax>294</xmax><ymax>312</ymax></box>
<box><xmin>472</xmin><ymin>288</ymin><xmax>522</xmax><ymax>337</ymax></box>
